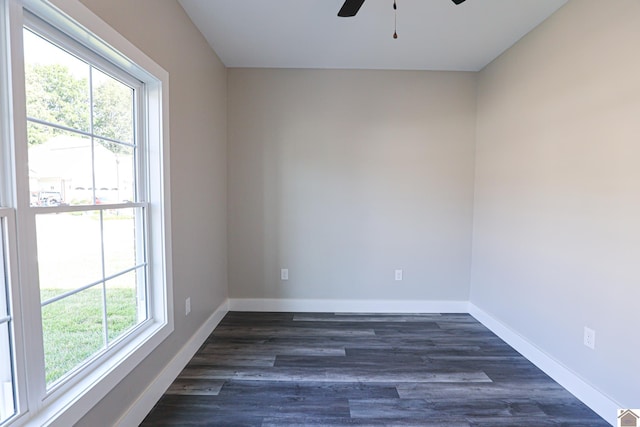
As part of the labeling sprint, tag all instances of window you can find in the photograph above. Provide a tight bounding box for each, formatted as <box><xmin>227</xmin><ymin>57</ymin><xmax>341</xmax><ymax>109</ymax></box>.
<box><xmin>0</xmin><ymin>0</ymin><xmax>172</xmax><ymax>425</ymax></box>
<box><xmin>24</xmin><ymin>22</ymin><xmax>148</xmax><ymax>387</ymax></box>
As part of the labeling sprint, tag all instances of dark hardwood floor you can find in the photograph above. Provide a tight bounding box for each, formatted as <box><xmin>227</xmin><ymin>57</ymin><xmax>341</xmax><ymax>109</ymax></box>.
<box><xmin>141</xmin><ymin>312</ymin><xmax>608</xmax><ymax>426</ymax></box>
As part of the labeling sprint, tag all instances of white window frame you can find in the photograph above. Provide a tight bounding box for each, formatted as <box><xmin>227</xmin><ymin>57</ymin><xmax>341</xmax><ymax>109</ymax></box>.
<box><xmin>0</xmin><ymin>208</ymin><xmax>25</xmax><ymax>425</ymax></box>
<box><xmin>1</xmin><ymin>0</ymin><xmax>173</xmax><ymax>425</ymax></box>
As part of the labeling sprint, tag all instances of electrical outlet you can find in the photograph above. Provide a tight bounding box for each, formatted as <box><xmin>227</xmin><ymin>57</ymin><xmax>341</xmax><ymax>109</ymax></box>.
<box><xmin>185</xmin><ymin>297</ymin><xmax>191</xmax><ymax>316</ymax></box>
<box><xmin>395</xmin><ymin>269</ymin><xmax>403</xmax><ymax>281</ymax></box>
<box><xmin>584</xmin><ymin>326</ymin><xmax>595</xmax><ymax>349</ymax></box>
<box><xmin>281</xmin><ymin>268</ymin><xmax>289</xmax><ymax>281</ymax></box>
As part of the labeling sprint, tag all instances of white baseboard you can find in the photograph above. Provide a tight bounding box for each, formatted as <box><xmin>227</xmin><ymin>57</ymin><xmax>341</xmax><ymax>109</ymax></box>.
<box><xmin>228</xmin><ymin>298</ymin><xmax>469</xmax><ymax>313</ymax></box>
<box><xmin>115</xmin><ymin>299</ymin><xmax>229</xmax><ymax>427</ymax></box>
<box><xmin>468</xmin><ymin>303</ymin><xmax>619</xmax><ymax>426</ymax></box>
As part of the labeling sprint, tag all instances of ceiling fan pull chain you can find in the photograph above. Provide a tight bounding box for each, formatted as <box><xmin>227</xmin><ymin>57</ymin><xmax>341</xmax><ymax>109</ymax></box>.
<box><xmin>393</xmin><ymin>0</ymin><xmax>398</xmax><ymax>39</ymax></box>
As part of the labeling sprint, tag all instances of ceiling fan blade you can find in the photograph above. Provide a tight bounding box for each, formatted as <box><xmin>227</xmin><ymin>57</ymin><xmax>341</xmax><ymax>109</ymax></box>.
<box><xmin>338</xmin><ymin>0</ymin><xmax>366</xmax><ymax>17</ymax></box>
<box><xmin>452</xmin><ymin>0</ymin><xmax>466</xmax><ymax>4</ymax></box>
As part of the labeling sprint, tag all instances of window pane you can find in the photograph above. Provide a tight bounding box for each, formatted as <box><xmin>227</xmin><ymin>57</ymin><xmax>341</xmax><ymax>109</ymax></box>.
<box><xmin>0</xmin><ymin>223</ymin><xmax>16</xmax><ymax>423</ymax></box>
<box><xmin>94</xmin><ymin>141</ymin><xmax>134</xmax><ymax>204</ymax></box>
<box><xmin>103</xmin><ymin>208</ymin><xmax>141</xmax><ymax>277</ymax></box>
<box><xmin>23</xmin><ymin>29</ymin><xmax>90</xmax><ymax>135</ymax></box>
<box><xmin>0</xmin><ymin>322</ymin><xmax>15</xmax><ymax>424</ymax></box>
<box><xmin>36</xmin><ymin>212</ymin><xmax>102</xmax><ymax>301</ymax></box>
<box><xmin>106</xmin><ymin>269</ymin><xmax>144</xmax><ymax>343</ymax></box>
<box><xmin>28</xmin><ymin>127</ymin><xmax>92</xmax><ymax>206</ymax></box>
<box><xmin>92</xmin><ymin>69</ymin><xmax>134</xmax><ymax>144</ymax></box>
<box><xmin>0</xmin><ymin>223</ymin><xmax>7</xmax><ymax>319</ymax></box>
<box><xmin>41</xmin><ymin>286</ymin><xmax>105</xmax><ymax>386</ymax></box>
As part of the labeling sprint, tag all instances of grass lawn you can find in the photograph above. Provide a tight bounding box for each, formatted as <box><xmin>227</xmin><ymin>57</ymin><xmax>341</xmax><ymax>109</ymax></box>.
<box><xmin>35</xmin><ymin>213</ymin><xmax>143</xmax><ymax>385</ymax></box>
<box><xmin>41</xmin><ymin>286</ymin><xmax>138</xmax><ymax>385</ymax></box>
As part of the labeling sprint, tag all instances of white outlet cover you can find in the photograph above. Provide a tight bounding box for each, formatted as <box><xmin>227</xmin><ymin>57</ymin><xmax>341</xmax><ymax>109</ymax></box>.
<box><xmin>281</xmin><ymin>268</ymin><xmax>289</xmax><ymax>280</ymax></box>
<box><xmin>583</xmin><ymin>326</ymin><xmax>595</xmax><ymax>349</ymax></box>
<box><xmin>395</xmin><ymin>269</ymin><xmax>403</xmax><ymax>281</ymax></box>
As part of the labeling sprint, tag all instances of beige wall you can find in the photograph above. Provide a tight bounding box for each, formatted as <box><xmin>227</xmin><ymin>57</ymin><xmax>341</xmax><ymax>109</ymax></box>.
<box><xmin>471</xmin><ymin>0</ymin><xmax>640</xmax><ymax>407</ymax></box>
<box><xmin>228</xmin><ymin>69</ymin><xmax>476</xmax><ymax>301</ymax></box>
<box><xmin>59</xmin><ymin>0</ymin><xmax>640</xmax><ymax>421</ymax></box>
<box><xmin>75</xmin><ymin>0</ymin><xmax>228</xmax><ymax>425</ymax></box>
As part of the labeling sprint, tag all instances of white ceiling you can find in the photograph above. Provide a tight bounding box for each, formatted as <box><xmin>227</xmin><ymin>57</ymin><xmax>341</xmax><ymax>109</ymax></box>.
<box><xmin>178</xmin><ymin>0</ymin><xmax>567</xmax><ymax>72</ymax></box>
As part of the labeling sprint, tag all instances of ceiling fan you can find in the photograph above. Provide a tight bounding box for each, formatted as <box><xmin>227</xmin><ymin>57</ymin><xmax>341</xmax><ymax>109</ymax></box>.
<box><xmin>338</xmin><ymin>0</ymin><xmax>466</xmax><ymax>17</ymax></box>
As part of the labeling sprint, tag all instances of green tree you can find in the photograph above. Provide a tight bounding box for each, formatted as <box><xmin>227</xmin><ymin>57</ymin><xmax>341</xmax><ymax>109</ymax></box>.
<box><xmin>93</xmin><ymin>76</ymin><xmax>134</xmax><ymax>152</ymax></box>
<box><xmin>25</xmin><ymin>63</ymin><xmax>89</xmax><ymax>145</ymax></box>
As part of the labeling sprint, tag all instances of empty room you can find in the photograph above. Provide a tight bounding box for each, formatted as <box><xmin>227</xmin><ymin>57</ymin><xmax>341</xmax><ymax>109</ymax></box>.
<box><xmin>0</xmin><ymin>0</ymin><xmax>638</xmax><ymax>426</ymax></box>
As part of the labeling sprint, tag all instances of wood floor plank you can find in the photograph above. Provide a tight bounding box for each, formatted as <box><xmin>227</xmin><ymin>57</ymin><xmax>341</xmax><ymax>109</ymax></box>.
<box><xmin>395</xmin><ymin>381</ymin><xmax>572</xmax><ymax>400</ymax></box>
<box><xmin>217</xmin><ymin>380</ymin><xmax>400</xmax><ymax>400</ymax></box>
<box><xmin>199</xmin><ymin>343</ymin><xmax>347</xmax><ymax>357</ymax></box>
<box><xmin>165</xmin><ymin>378</ymin><xmax>225</xmax><ymax>396</ymax></box>
<box><xmin>149</xmin><ymin>393</ymin><xmax>351</xmax><ymax>420</ymax></box>
<box><xmin>273</xmin><ymin>354</ymin><xmax>424</xmax><ymax>369</ymax></box>
<box><xmin>262</xmin><ymin>417</ymin><xmax>471</xmax><ymax>426</ymax></box>
<box><xmin>141</xmin><ymin>312</ymin><xmax>608</xmax><ymax>426</ymax></box>
<box><xmin>212</xmin><ymin>326</ymin><xmax>377</xmax><ymax>338</ymax></box>
<box><xmin>348</xmin><ymin>397</ymin><xmax>549</xmax><ymax>419</ymax></box>
<box><xmin>178</xmin><ymin>366</ymin><xmax>492</xmax><ymax>383</ymax></box>
<box><xmin>293</xmin><ymin>314</ymin><xmax>446</xmax><ymax>322</ymax></box>
<box><xmin>262</xmin><ymin>417</ymin><xmax>471</xmax><ymax>427</ymax></box>
<box><xmin>187</xmin><ymin>354</ymin><xmax>276</xmax><ymax>367</ymax></box>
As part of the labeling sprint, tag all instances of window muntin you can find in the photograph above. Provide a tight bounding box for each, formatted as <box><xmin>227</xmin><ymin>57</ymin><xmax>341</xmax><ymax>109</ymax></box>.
<box><xmin>22</xmin><ymin>23</ymin><xmax>150</xmax><ymax>388</ymax></box>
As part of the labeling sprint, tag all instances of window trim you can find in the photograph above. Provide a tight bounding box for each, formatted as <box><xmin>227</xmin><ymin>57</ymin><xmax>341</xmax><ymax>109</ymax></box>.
<box><xmin>2</xmin><ymin>0</ymin><xmax>173</xmax><ymax>425</ymax></box>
